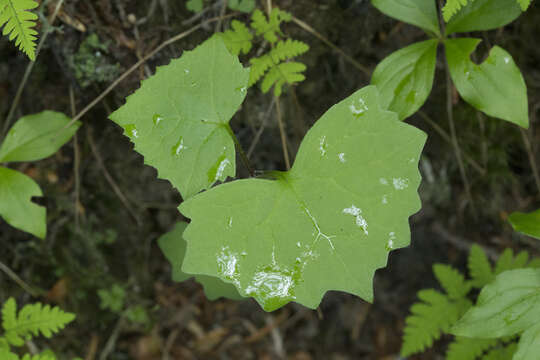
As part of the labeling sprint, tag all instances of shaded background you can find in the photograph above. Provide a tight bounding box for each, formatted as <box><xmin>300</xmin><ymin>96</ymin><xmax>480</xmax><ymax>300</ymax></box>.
<box><xmin>1</xmin><ymin>0</ymin><xmax>539</xmax><ymax>358</ymax></box>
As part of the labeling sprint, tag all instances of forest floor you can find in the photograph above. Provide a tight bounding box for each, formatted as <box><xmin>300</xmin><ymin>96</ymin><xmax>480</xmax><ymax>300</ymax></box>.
<box><xmin>1</xmin><ymin>0</ymin><xmax>540</xmax><ymax>359</ymax></box>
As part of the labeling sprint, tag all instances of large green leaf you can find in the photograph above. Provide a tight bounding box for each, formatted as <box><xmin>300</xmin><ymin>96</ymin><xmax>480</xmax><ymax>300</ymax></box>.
<box><xmin>371</xmin><ymin>39</ymin><xmax>438</xmax><ymax>121</ymax></box>
<box><xmin>157</xmin><ymin>221</ymin><xmax>243</xmax><ymax>300</ymax></box>
<box><xmin>179</xmin><ymin>86</ymin><xmax>427</xmax><ymax>311</ymax></box>
<box><xmin>371</xmin><ymin>0</ymin><xmax>440</xmax><ymax>36</ymax></box>
<box><xmin>0</xmin><ymin>166</ymin><xmax>45</xmax><ymax>239</ymax></box>
<box><xmin>445</xmin><ymin>38</ymin><xmax>528</xmax><ymax>128</ymax></box>
<box><xmin>109</xmin><ymin>36</ymin><xmax>250</xmax><ymax>199</ymax></box>
<box><xmin>445</xmin><ymin>0</ymin><xmax>522</xmax><ymax>35</ymax></box>
<box><xmin>0</xmin><ymin>111</ymin><xmax>80</xmax><ymax>163</ymax></box>
<box><xmin>509</xmin><ymin>209</ymin><xmax>540</xmax><ymax>240</ymax></box>
<box><xmin>514</xmin><ymin>322</ymin><xmax>540</xmax><ymax>360</ymax></box>
<box><xmin>451</xmin><ymin>268</ymin><xmax>540</xmax><ymax>338</ymax></box>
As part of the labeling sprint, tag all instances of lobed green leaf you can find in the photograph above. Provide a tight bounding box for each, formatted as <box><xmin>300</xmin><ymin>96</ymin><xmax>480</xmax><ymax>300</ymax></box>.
<box><xmin>509</xmin><ymin>209</ymin><xmax>540</xmax><ymax>240</ymax></box>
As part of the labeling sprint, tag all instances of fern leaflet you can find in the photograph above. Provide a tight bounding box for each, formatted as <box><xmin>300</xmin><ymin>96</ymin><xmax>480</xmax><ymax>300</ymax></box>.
<box><xmin>401</xmin><ymin>289</ymin><xmax>471</xmax><ymax>356</ymax></box>
<box><xmin>433</xmin><ymin>264</ymin><xmax>471</xmax><ymax>300</ymax></box>
<box><xmin>494</xmin><ymin>248</ymin><xmax>529</xmax><ymax>275</ymax></box>
<box><xmin>250</xmin><ymin>8</ymin><xmax>291</xmax><ymax>44</ymax></box>
<box><xmin>446</xmin><ymin>337</ymin><xmax>497</xmax><ymax>360</ymax></box>
<box><xmin>516</xmin><ymin>0</ymin><xmax>532</xmax><ymax>10</ymax></box>
<box><xmin>221</xmin><ymin>20</ymin><xmax>253</xmax><ymax>56</ymax></box>
<box><xmin>261</xmin><ymin>61</ymin><xmax>306</xmax><ymax>97</ymax></box>
<box><xmin>442</xmin><ymin>0</ymin><xmax>471</xmax><ymax>22</ymax></box>
<box><xmin>2</xmin><ymin>298</ymin><xmax>75</xmax><ymax>347</ymax></box>
<box><xmin>468</xmin><ymin>244</ymin><xmax>494</xmax><ymax>288</ymax></box>
<box><xmin>0</xmin><ymin>0</ymin><xmax>39</xmax><ymax>60</ymax></box>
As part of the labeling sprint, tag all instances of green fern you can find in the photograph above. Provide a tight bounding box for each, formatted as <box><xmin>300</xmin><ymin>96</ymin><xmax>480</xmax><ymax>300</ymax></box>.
<box><xmin>261</xmin><ymin>61</ymin><xmax>306</xmax><ymax>97</ymax></box>
<box><xmin>0</xmin><ymin>0</ymin><xmax>39</xmax><ymax>60</ymax></box>
<box><xmin>401</xmin><ymin>289</ymin><xmax>471</xmax><ymax>356</ymax></box>
<box><xmin>468</xmin><ymin>244</ymin><xmax>494</xmax><ymax>288</ymax></box>
<box><xmin>221</xmin><ymin>20</ymin><xmax>253</xmax><ymax>56</ymax></box>
<box><xmin>446</xmin><ymin>337</ymin><xmax>498</xmax><ymax>360</ymax></box>
<box><xmin>516</xmin><ymin>0</ymin><xmax>532</xmax><ymax>10</ymax></box>
<box><xmin>433</xmin><ymin>264</ymin><xmax>471</xmax><ymax>299</ymax></box>
<box><xmin>250</xmin><ymin>8</ymin><xmax>291</xmax><ymax>44</ymax></box>
<box><xmin>0</xmin><ymin>349</ymin><xmax>56</xmax><ymax>360</ymax></box>
<box><xmin>401</xmin><ymin>245</ymin><xmax>537</xmax><ymax>358</ymax></box>
<box><xmin>1</xmin><ymin>297</ymin><xmax>75</xmax><ymax>347</ymax></box>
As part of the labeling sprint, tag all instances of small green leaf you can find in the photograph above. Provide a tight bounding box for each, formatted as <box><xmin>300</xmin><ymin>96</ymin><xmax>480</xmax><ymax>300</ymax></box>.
<box><xmin>483</xmin><ymin>343</ymin><xmax>518</xmax><ymax>360</ymax></box>
<box><xmin>0</xmin><ymin>111</ymin><xmax>80</xmax><ymax>163</ymax></box>
<box><xmin>445</xmin><ymin>0</ymin><xmax>522</xmax><ymax>35</ymax></box>
<box><xmin>370</xmin><ymin>0</ymin><xmax>440</xmax><ymax>36</ymax></box>
<box><xmin>228</xmin><ymin>0</ymin><xmax>255</xmax><ymax>13</ymax></box>
<box><xmin>157</xmin><ymin>222</ymin><xmax>243</xmax><ymax>300</ymax></box>
<box><xmin>451</xmin><ymin>268</ymin><xmax>540</xmax><ymax>338</ymax></box>
<box><xmin>509</xmin><ymin>209</ymin><xmax>540</xmax><ymax>240</ymax></box>
<box><xmin>433</xmin><ymin>264</ymin><xmax>471</xmax><ymax>300</ymax></box>
<box><xmin>180</xmin><ymin>86</ymin><xmax>426</xmax><ymax>311</ymax></box>
<box><xmin>514</xmin><ymin>322</ymin><xmax>540</xmax><ymax>360</ymax></box>
<box><xmin>371</xmin><ymin>39</ymin><xmax>438</xmax><ymax>120</ymax></box>
<box><xmin>0</xmin><ymin>349</ymin><xmax>18</xmax><ymax>360</ymax></box>
<box><xmin>186</xmin><ymin>0</ymin><xmax>203</xmax><ymax>12</ymax></box>
<box><xmin>220</xmin><ymin>20</ymin><xmax>253</xmax><ymax>56</ymax></box>
<box><xmin>446</xmin><ymin>336</ymin><xmax>498</xmax><ymax>360</ymax></box>
<box><xmin>98</xmin><ymin>284</ymin><xmax>126</xmax><ymax>313</ymax></box>
<box><xmin>109</xmin><ymin>36</ymin><xmax>249</xmax><ymax>199</ymax></box>
<box><xmin>517</xmin><ymin>0</ymin><xmax>532</xmax><ymax>11</ymax></box>
<box><xmin>468</xmin><ymin>244</ymin><xmax>494</xmax><ymax>288</ymax></box>
<box><xmin>0</xmin><ymin>167</ymin><xmax>45</xmax><ymax>238</ymax></box>
<box><xmin>445</xmin><ymin>38</ymin><xmax>528</xmax><ymax>128</ymax></box>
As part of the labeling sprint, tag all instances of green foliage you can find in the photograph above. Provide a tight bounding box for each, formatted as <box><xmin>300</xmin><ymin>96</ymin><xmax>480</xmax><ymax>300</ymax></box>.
<box><xmin>220</xmin><ymin>8</ymin><xmax>309</xmax><ymax>97</ymax></box>
<box><xmin>0</xmin><ymin>297</ymin><xmax>75</xmax><ymax>358</ymax></box>
<box><xmin>157</xmin><ymin>222</ymin><xmax>243</xmax><ymax>300</ymax></box>
<box><xmin>109</xmin><ymin>36</ymin><xmax>249</xmax><ymax>200</ymax></box>
<box><xmin>98</xmin><ymin>284</ymin><xmax>126</xmax><ymax>313</ymax></box>
<box><xmin>0</xmin><ymin>111</ymin><xmax>80</xmax><ymax>238</ymax></box>
<box><xmin>484</xmin><ymin>343</ymin><xmax>518</xmax><ymax>360</ymax></box>
<box><xmin>370</xmin><ymin>0</ymin><xmax>440</xmax><ymax>36</ymax></box>
<box><xmin>401</xmin><ymin>245</ymin><xmax>538</xmax><ymax>358</ymax></box>
<box><xmin>443</xmin><ymin>0</ymin><xmax>530</xmax><ymax>22</ymax></box>
<box><xmin>444</xmin><ymin>0</ymin><xmax>523</xmax><ymax>34</ymax></box>
<box><xmin>513</xmin><ymin>323</ymin><xmax>540</xmax><ymax>360</ymax></box>
<box><xmin>445</xmin><ymin>38</ymin><xmax>528</xmax><ymax>128</ymax></box>
<box><xmin>371</xmin><ymin>39</ymin><xmax>438</xmax><ymax>120</ymax></box>
<box><xmin>186</xmin><ymin>0</ymin><xmax>203</xmax><ymax>12</ymax></box>
<box><xmin>0</xmin><ymin>0</ymin><xmax>39</xmax><ymax>60</ymax></box>
<box><xmin>186</xmin><ymin>0</ymin><xmax>255</xmax><ymax>13</ymax></box>
<box><xmin>179</xmin><ymin>86</ymin><xmax>426</xmax><ymax>311</ymax></box>
<box><xmin>508</xmin><ymin>209</ymin><xmax>540</xmax><ymax>240</ymax></box>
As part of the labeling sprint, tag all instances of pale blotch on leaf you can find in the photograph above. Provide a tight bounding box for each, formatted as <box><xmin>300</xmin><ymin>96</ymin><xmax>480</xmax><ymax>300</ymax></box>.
<box><xmin>393</xmin><ymin>177</ymin><xmax>409</xmax><ymax>190</ymax></box>
<box><xmin>342</xmin><ymin>205</ymin><xmax>369</xmax><ymax>235</ymax></box>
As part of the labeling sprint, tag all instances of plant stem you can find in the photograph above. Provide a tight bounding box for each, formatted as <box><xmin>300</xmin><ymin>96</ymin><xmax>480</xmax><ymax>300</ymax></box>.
<box><xmin>520</xmin><ymin>127</ymin><xmax>540</xmax><ymax>197</ymax></box>
<box><xmin>275</xmin><ymin>96</ymin><xmax>291</xmax><ymax>170</ymax></box>
<box><xmin>1</xmin><ymin>0</ymin><xmax>65</xmax><ymax>140</ymax></box>
<box><xmin>0</xmin><ymin>260</ymin><xmax>42</xmax><ymax>297</ymax></box>
<box><xmin>225</xmin><ymin>123</ymin><xmax>254</xmax><ymax>177</ymax></box>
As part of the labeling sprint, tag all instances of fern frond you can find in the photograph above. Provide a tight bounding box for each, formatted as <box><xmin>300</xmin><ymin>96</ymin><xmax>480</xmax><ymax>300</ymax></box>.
<box><xmin>0</xmin><ymin>336</ymin><xmax>9</xmax><ymax>350</ymax></box>
<box><xmin>0</xmin><ymin>0</ymin><xmax>39</xmax><ymax>60</ymax></box>
<box><xmin>21</xmin><ymin>353</ymin><xmax>56</xmax><ymax>360</ymax></box>
<box><xmin>261</xmin><ymin>61</ymin><xmax>306</xmax><ymax>97</ymax></box>
<box><xmin>249</xmin><ymin>54</ymin><xmax>273</xmax><ymax>86</ymax></box>
<box><xmin>442</xmin><ymin>0</ymin><xmax>472</xmax><ymax>22</ymax></box>
<box><xmin>517</xmin><ymin>0</ymin><xmax>532</xmax><ymax>10</ymax></box>
<box><xmin>482</xmin><ymin>342</ymin><xmax>517</xmax><ymax>360</ymax></box>
<box><xmin>3</xmin><ymin>299</ymin><xmax>75</xmax><ymax>347</ymax></box>
<box><xmin>494</xmin><ymin>248</ymin><xmax>529</xmax><ymax>275</ymax></box>
<box><xmin>446</xmin><ymin>337</ymin><xmax>497</xmax><ymax>360</ymax></box>
<box><xmin>221</xmin><ymin>20</ymin><xmax>253</xmax><ymax>56</ymax></box>
<box><xmin>433</xmin><ymin>264</ymin><xmax>471</xmax><ymax>300</ymax></box>
<box><xmin>468</xmin><ymin>244</ymin><xmax>494</xmax><ymax>288</ymax></box>
<box><xmin>270</xmin><ymin>39</ymin><xmax>309</xmax><ymax>62</ymax></box>
<box><xmin>250</xmin><ymin>8</ymin><xmax>291</xmax><ymax>43</ymax></box>
<box><xmin>2</xmin><ymin>298</ymin><xmax>17</xmax><ymax>333</ymax></box>
<box><xmin>400</xmin><ymin>289</ymin><xmax>472</xmax><ymax>357</ymax></box>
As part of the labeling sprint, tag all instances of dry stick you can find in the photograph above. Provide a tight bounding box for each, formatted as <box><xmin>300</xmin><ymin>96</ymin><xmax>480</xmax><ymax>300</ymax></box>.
<box><xmin>292</xmin><ymin>16</ymin><xmax>370</xmax><ymax>76</ymax></box>
<box><xmin>0</xmin><ymin>260</ymin><xmax>42</xmax><ymax>297</ymax></box>
<box><xmin>2</xmin><ymin>0</ymin><xmax>65</xmax><ymax>138</ymax></box>
<box><xmin>215</xmin><ymin>0</ymin><xmax>229</xmax><ymax>32</ymax></box>
<box><xmin>444</xmin><ymin>60</ymin><xmax>476</xmax><ymax>214</ymax></box>
<box><xmin>417</xmin><ymin>110</ymin><xmax>486</xmax><ymax>176</ymax></box>
<box><xmin>247</xmin><ymin>97</ymin><xmax>276</xmax><ymax>158</ymax></box>
<box><xmin>61</xmin><ymin>14</ymin><xmax>236</xmax><ymax>132</ymax></box>
<box><xmin>69</xmin><ymin>87</ymin><xmax>81</xmax><ymax>230</ymax></box>
<box><xmin>520</xmin><ymin>127</ymin><xmax>540</xmax><ymax>196</ymax></box>
<box><xmin>275</xmin><ymin>96</ymin><xmax>291</xmax><ymax>170</ymax></box>
<box><xmin>86</xmin><ymin>129</ymin><xmax>142</xmax><ymax>226</ymax></box>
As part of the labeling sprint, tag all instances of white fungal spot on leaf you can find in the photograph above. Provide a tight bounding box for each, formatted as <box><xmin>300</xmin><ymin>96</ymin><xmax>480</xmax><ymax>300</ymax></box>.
<box><xmin>349</xmin><ymin>97</ymin><xmax>369</xmax><ymax>116</ymax></box>
<box><xmin>342</xmin><ymin>205</ymin><xmax>368</xmax><ymax>235</ymax></box>
<box><xmin>338</xmin><ymin>153</ymin><xmax>346</xmax><ymax>163</ymax></box>
<box><xmin>387</xmin><ymin>232</ymin><xmax>396</xmax><ymax>250</ymax></box>
<box><xmin>175</xmin><ymin>138</ymin><xmax>187</xmax><ymax>156</ymax></box>
<box><xmin>382</xmin><ymin>195</ymin><xmax>388</xmax><ymax>204</ymax></box>
<box><xmin>379</xmin><ymin>178</ymin><xmax>388</xmax><ymax>185</ymax></box>
<box><xmin>217</xmin><ymin>246</ymin><xmax>239</xmax><ymax>280</ymax></box>
<box><xmin>319</xmin><ymin>136</ymin><xmax>328</xmax><ymax>156</ymax></box>
<box><xmin>392</xmin><ymin>178</ymin><xmax>409</xmax><ymax>190</ymax></box>
<box><xmin>215</xmin><ymin>158</ymin><xmax>231</xmax><ymax>181</ymax></box>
